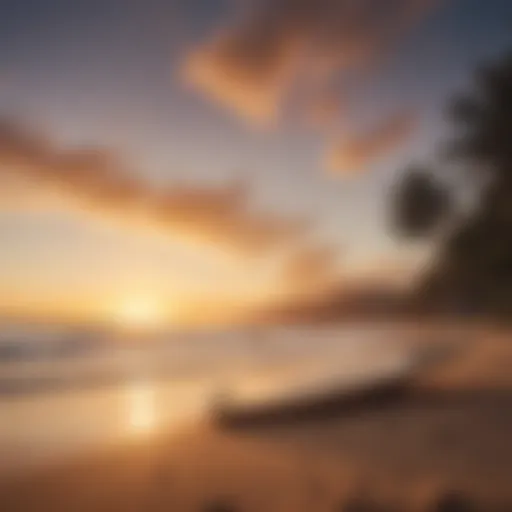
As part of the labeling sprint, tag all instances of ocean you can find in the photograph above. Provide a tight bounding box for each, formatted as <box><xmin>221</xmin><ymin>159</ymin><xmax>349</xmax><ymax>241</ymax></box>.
<box><xmin>0</xmin><ymin>324</ymin><xmax>415</xmax><ymax>475</ymax></box>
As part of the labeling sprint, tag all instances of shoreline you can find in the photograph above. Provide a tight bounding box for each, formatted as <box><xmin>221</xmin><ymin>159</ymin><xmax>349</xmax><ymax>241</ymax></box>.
<box><xmin>2</xmin><ymin>328</ymin><xmax>512</xmax><ymax>511</ymax></box>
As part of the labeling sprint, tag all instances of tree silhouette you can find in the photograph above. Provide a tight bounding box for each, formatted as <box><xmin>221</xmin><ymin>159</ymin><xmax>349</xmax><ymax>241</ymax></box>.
<box><xmin>448</xmin><ymin>52</ymin><xmax>512</xmax><ymax>176</ymax></box>
<box><xmin>392</xmin><ymin>166</ymin><xmax>452</xmax><ymax>238</ymax></box>
<box><xmin>394</xmin><ymin>51</ymin><xmax>512</xmax><ymax>317</ymax></box>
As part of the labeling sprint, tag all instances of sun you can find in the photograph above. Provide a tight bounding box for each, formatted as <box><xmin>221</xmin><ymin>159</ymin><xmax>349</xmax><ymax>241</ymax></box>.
<box><xmin>112</xmin><ymin>297</ymin><xmax>168</xmax><ymax>331</ymax></box>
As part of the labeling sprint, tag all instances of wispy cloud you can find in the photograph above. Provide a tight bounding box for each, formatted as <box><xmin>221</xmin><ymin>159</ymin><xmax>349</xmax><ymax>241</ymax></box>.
<box><xmin>0</xmin><ymin>119</ymin><xmax>312</xmax><ymax>256</ymax></box>
<box><xmin>280</xmin><ymin>243</ymin><xmax>342</xmax><ymax>296</ymax></box>
<box><xmin>326</xmin><ymin>111</ymin><xmax>417</xmax><ymax>174</ymax></box>
<box><xmin>307</xmin><ymin>91</ymin><xmax>344</xmax><ymax>128</ymax></box>
<box><xmin>182</xmin><ymin>0</ymin><xmax>441</xmax><ymax>127</ymax></box>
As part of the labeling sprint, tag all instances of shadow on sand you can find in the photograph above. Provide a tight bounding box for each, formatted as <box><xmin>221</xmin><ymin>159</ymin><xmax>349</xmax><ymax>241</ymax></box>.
<box><xmin>213</xmin><ymin>378</ymin><xmax>413</xmax><ymax>429</ymax></box>
<box><xmin>210</xmin><ymin>385</ymin><xmax>512</xmax><ymax>511</ymax></box>
<box><xmin>214</xmin><ymin>381</ymin><xmax>512</xmax><ymax>430</ymax></box>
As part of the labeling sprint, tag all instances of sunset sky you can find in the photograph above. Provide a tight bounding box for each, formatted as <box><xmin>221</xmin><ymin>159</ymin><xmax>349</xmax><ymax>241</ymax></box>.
<box><xmin>0</xmin><ymin>0</ymin><xmax>510</xmax><ymax>325</ymax></box>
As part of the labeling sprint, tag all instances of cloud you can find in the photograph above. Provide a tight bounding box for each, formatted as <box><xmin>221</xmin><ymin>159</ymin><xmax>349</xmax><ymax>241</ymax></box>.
<box><xmin>326</xmin><ymin>110</ymin><xmax>417</xmax><ymax>174</ymax></box>
<box><xmin>182</xmin><ymin>14</ymin><xmax>302</xmax><ymax>125</ymax></box>
<box><xmin>307</xmin><ymin>91</ymin><xmax>344</xmax><ymax>128</ymax></box>
<box><xmin>279</xmin><ymin>243</ymin><xmax>342</xmax><ymax>296</ymax></box>
<box><xmin>182</xmin><ymin>0</ymin><xmax>441</xmax><ymax>126</ymax></box>
<box><xmin>0</xmin><ymin>119</ymin><xmax>311</xmax><ymax>255</ymax></box>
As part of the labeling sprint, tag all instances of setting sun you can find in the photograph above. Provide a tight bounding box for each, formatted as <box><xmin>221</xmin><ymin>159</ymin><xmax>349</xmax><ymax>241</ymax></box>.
<box><xmin>112</xmin><ymin>297</ymin><xmax>169</xmax><ymax>331</ymax></box>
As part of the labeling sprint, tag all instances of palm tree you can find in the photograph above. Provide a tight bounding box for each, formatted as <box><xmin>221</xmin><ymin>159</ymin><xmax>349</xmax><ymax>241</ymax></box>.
<box><xmin>394</xmin><ymin>51</ymin><xmax>512</xmax><ymax>318</ymax></box>
<box><xmin>391</xmin><ymin>166</ymin><xmax>451</xmax><ymax>238</ymax></box>
<box><xmin>449</xmin><ymin>52</ymin><xmax>512</xmax><ymax>180</ymax></box>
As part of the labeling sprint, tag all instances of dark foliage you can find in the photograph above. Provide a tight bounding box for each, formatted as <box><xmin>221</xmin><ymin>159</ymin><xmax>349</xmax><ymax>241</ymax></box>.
<box><xmin>448</xmin><ymin>52</ymin><xmax>512</xmax><ymax>175</ymax></box>
<box><xmin>392</xmin><ymin>168</ymin><xmax>452</xmax><ymax>238</ymax></box>
<box><xmin>394</xmin><ymin>51</ymin><xmax>512</xmax><ymax>318</ymax></box>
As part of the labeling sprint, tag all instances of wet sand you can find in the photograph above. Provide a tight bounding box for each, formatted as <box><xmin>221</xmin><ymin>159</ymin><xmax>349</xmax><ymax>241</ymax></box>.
<box><xmin>2</xmin><ymin>328</ymin><xmax>512</xmax><ymax>511</ymax></box>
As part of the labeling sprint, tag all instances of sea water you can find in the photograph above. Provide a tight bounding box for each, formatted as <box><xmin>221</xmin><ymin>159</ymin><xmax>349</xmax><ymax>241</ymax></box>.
<box><xmin>0</xmin><ymin>324</ymin><xmax>413</xmax><ymax>475</ymax></box>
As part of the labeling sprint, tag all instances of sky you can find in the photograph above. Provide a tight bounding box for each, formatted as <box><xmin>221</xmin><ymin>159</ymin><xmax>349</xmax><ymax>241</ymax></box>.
<box><xmin>0</xmin><ymin>0</ymin><xmax>510</xmax><ymax>325</ymax></box>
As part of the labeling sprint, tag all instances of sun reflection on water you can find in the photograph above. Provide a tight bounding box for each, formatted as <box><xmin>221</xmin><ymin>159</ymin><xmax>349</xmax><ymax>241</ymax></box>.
<box><xmin>127</xmin><ymin>381</ymin><xmax>157</xmax><ymax>434</ymax></box>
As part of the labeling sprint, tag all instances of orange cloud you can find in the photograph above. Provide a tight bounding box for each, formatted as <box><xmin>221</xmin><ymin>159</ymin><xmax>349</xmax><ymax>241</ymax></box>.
<box><xmin>326</xmin><ymin>111</ymin><xmax>417</xmax><ymax>174</ymax></box>
<box><xmin>0</xmin><ymin>119</ymin><xmax>310</xmax><ymax>255</ymax></box>
<box><xmin>183</xmin><ymin>21</ymin><xmax>303</xmax><ymax>126</ymax></box>
<box><xmin>182</xmin><ymin>0</ymin><xmax>441</xmax><ymax>126</ymax></box>
<box><xmin>280</xmin><ymin>243</ymin><xmax>342</xmax><ymax>297</ymax></box>
<box><xmin>307</xmin><ymin>91</ymin><xmax>344</xmax><ymax>128</ymax></box>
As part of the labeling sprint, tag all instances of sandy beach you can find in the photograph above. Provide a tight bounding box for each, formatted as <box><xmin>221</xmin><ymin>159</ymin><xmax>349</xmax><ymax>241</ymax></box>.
<box><xmin>1</xmin><ymin>327</ymin><xmax>512</xmax><ymax>512</ymax></box>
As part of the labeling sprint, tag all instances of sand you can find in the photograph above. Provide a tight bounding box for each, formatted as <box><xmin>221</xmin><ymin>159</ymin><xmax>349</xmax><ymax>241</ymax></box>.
<box><xmin>1</xmin><ymin>326</ymin><xmax>512</xmax><ymax>511</ymax></box>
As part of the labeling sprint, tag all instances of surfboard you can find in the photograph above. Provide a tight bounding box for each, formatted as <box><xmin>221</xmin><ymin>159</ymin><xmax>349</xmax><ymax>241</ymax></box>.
<box><xmin>211</xmin><ymin>341</ymin><xmax>455</xmax><ymax>425</ymax></box>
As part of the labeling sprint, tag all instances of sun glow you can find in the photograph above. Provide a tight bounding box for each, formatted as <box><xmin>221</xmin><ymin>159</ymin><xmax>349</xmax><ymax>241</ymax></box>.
<box><xmin>112</xmin><ymin>297</ymin><xmax>169</xmax><ymax>331</ymax></box>
<box><xmin>127</xmin><ymin>381</ymin><xmax>156</xmax><ymax>434</ymax></box>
